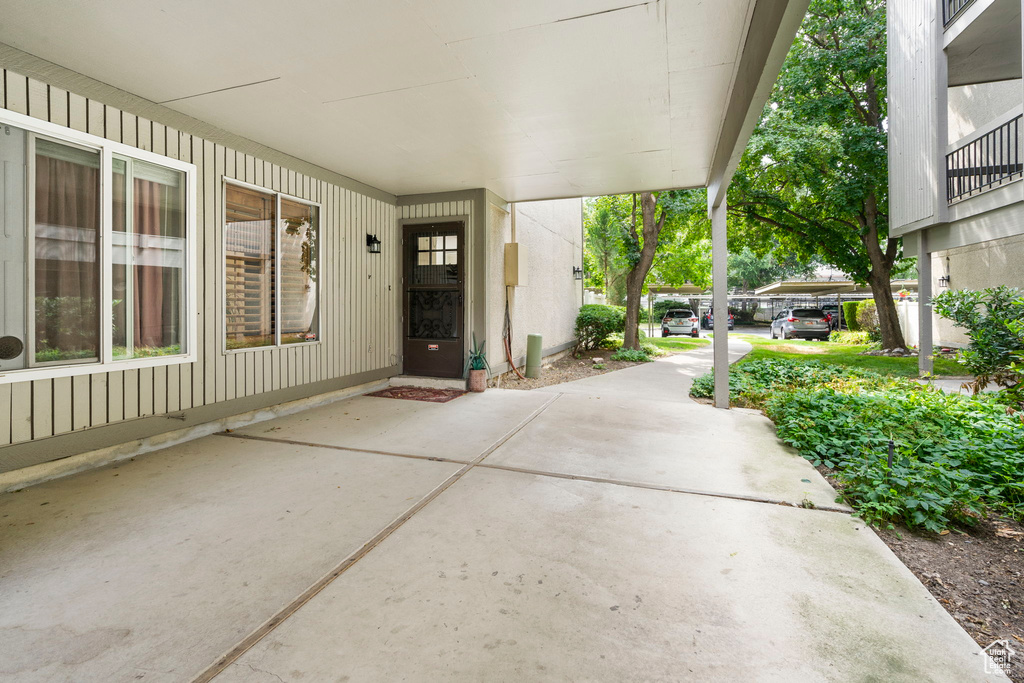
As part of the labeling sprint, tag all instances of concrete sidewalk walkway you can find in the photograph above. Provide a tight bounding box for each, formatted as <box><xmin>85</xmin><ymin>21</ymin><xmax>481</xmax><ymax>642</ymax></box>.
<box><xmin>0</xmin><ymin>341</ymin><xmax>1006</xmax><ymax>681</ymax></box>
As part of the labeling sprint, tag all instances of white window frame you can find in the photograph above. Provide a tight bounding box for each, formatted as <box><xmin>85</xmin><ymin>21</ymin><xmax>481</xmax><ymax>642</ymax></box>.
<box><xmin>0</xmin><ymin>108</ymin><xmax>198</xmax><ymax>385</ymax></box>
<box><xmin>222</xmin><ymin>177</ymin><xmax>322</xmax><ymax>355</ymax></box>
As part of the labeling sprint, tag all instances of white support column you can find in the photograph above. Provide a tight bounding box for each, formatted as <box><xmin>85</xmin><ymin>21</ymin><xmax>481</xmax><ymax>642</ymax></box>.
<box><xmin>917</xmin><ymin>230</ymin><xmax>934</xmax><ymax>376</ymax></box>
<box><xmin>710</xmin><ymin>199</ymin><xmax>729</xmax><ymax>408</ymax></box>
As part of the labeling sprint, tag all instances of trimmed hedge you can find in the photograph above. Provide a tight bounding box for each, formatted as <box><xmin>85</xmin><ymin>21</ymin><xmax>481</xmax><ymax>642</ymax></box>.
<box><xmin>842</xmin><ymin>301</ymin><xmax>861</xmax><ymax>331</ymax></box>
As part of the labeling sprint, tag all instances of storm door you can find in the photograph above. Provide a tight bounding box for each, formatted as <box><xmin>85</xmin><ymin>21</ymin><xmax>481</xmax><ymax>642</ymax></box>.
<box><xmin>402</xmin><ymin>222</ymin><xmax>464</xmax><ymax>378</ymax></box>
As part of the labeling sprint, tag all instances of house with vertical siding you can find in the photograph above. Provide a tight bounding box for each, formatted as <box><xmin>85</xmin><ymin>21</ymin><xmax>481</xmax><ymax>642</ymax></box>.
<box><xmin>0</xmin><ymin>1</ymin><xmax>809</xmax><ymax>477</ymax></box>
<box><xmin>889</xmin><ymin>0</ymin><xmax>1024</xmax><ymax>361</ymax></box>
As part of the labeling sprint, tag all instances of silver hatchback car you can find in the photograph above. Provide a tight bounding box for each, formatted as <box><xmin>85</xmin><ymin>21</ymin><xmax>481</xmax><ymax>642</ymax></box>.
<box><xmin>661</xmin><ymin>309</ymin><xmax>700</xmax><ymax>337</ymax></box>
<box><xmin>770</xmin><ymin>308</ymin><xmax>831</xmax><ymax>341</ymax></box>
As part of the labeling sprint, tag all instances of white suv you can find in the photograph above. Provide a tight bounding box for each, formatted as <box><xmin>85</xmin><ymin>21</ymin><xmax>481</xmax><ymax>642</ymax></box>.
<box><xmin>661</xmin><ymin>309</ymin><xmax>700</xmax><ymax>337</ymax></box>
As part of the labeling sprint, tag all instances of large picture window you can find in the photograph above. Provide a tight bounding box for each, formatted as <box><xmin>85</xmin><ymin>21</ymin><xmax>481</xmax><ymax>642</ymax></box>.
<box><xmin>0</xmin><ymin>112</ymin><xmax>196</xmax><ymax>381</ymax></box>
<box><xmin>224</xmin><ymin>182</ymin><xmax>319</xmax><ymax>350</ymax></box>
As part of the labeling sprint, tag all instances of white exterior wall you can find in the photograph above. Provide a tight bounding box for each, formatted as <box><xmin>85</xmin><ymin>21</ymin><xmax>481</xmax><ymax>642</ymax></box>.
<box><xmin>0</xmin><ymin>67</ymin><xmax>399</xmax><ymax>470</ymax></box>
<box><xmin>486</xmin><ymin>198</ymin><xmax>583</xmax><ymax>371</ymax></box>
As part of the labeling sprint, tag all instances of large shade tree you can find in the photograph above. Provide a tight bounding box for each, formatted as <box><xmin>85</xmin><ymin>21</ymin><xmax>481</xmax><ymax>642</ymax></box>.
<box><xmin>728</xmin><ymin>0</ymin><xmax>907</xmax><ymax>349</ymax></box>
<box><xmin>584</xmin><ymin>192</ymin><xmax>709</xmax><ymax>349</ymax></box>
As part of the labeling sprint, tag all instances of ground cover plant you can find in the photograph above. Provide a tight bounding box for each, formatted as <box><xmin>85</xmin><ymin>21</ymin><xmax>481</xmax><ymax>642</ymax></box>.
<box><xmin>691</xmin><ymin>358</ymin><xmax>1024</xmax><ymax>532</ymax></box>
<box><xmin>610</xmin><ymin>348</ymin><xmax>654</xmax><ymax>363</ymax></box>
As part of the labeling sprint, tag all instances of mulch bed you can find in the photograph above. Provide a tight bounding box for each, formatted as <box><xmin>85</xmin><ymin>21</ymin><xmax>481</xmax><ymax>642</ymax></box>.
<box><xmin>875</xmin><ymin>516</ymin><xmax>1024</xmax><ymax>682</ymax></box>
<box><xmin>492</xmin><ymin>349</ymin><xmax>642</xmax><ymax>390</ymax></box>
<box><xmin>366</xmin><ymin>386</ymin><xmax>467</xmax><ymax>403</ymax></box>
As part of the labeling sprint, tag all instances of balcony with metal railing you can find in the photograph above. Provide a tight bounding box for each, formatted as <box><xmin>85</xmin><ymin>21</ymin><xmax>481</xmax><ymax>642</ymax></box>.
<box><xmin>943</xmin><ymin>0</ymin><xmax>977</xmax><ymax>26</ymax></box>
<box><xmin>946</xmin><ymin>113</ymin><xmax>1023</xmax><ymax>203</ymax></box>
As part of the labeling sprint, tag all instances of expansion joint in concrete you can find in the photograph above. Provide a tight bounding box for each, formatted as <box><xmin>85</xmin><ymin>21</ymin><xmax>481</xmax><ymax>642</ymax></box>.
<box><xmin>193</xmin><ymin>392</ymin><xmax>562</xmax><ymax>682</ymax></box>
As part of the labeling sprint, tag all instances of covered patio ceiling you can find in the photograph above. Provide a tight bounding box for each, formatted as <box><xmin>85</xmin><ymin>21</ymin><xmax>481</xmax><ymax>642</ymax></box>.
<box><xmin>0</xmin><ymin>0</ymin><xmax>807</xmax><ymax>202</ymax></box>
<box><xmin>755</xmin><ymin>279</ymin><xmax>919</xmax><ymax>296</ymax></box>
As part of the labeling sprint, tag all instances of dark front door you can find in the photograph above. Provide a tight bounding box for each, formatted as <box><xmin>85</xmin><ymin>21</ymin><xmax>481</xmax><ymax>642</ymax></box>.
<box><xmin>403</xmin><ymin>222</ymin><xmax>465</xmax><ymax>378</ymax></box>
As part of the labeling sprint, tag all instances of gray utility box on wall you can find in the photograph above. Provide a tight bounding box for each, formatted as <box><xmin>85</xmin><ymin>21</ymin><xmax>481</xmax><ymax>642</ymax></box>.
<box><xmin>504</xmin><ymin>242</ymin><xmax>527</xmax><ymax>287</ymax></box>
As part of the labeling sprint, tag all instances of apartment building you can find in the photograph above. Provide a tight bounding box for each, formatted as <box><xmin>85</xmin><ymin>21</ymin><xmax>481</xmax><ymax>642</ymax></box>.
<box><xmin>890</xmin><ymin>0</ymin><xmax>1023</xmax><ymax>362</ymax></box>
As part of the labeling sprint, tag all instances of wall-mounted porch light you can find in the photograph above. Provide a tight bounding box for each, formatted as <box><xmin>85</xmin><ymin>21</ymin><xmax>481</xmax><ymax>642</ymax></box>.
<box><xmin>938</xmin><ymin>274</ymin><xmax>950</xmax><ymax>288</ymax></box>
<box><xmin>573</xmin><ymin>266</ymin><xmax>584</xmax><ymax>281</ymax></box>
<box><xmin>366</xmin><ymin>234</ymin><xmax>381</xmax><ymax>254</ymax></box>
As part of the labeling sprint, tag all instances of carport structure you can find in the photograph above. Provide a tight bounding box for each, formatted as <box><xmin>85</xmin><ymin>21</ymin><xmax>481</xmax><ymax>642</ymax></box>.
<box><xmin>755</xmin><ymin>278</ymin><xmax>919</xmax><ymax>327</ymax></box>
<box><xmin>0</xmin><ymin>4</ymin><xmax>1011</xmax><ymax>679</ymax></box>
<box><xmin>0</xmin><ymin>0</ymin><xmax>810</xmax><ymax>420</ymax></box>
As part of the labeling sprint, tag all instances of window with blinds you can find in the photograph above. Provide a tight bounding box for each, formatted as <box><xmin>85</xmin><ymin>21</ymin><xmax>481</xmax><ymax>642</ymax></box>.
<box><xmin>224</xmin><ymin>182</ymin><xmax>319</xmax><ymax>351</ymax></box>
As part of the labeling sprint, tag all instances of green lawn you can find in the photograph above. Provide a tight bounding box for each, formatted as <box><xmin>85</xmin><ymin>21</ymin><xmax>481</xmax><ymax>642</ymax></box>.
<box><xmin>645</xmin><ymin>336</ymin><xmax>711</xmax><ymax>353</ymax></box>
<box><xmin>727</xmin><ymin>334</ymin><xmax>964</xmax><ymax>377</ymax></box>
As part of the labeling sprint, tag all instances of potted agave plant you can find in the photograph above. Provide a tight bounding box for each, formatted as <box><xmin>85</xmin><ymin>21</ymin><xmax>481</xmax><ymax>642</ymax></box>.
<box><xmin>465</xmin><ymin>334</ymin><xmax>491</xmax><ymax>393</ymax></box>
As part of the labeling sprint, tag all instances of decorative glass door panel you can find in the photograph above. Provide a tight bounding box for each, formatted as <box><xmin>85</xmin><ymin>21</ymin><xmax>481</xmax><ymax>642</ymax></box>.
<box><xmin>403</xmin><ymin>223</ymin><xmax>464</xmax><ymax>378</ymax></box>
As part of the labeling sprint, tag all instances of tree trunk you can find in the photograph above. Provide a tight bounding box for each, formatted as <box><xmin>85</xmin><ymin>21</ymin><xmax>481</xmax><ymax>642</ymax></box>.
<box><xmin>868</xmin><ymin>271</ymin><xmax>906</xmax><ymax>350</ymax></box>
<box><xmin>858</xmin><ymin>193</ymin><xmax>907</xmax><ymax>350</ymax></box>
<box><xmin>623</xmin><ymin>193</ymin><xmax>665</xmax><ymax>350</ymax></box>
<box><xmin>623</xmin><ymin>269</ymin><xmax>645</xmax><ymax>350</ymax></box>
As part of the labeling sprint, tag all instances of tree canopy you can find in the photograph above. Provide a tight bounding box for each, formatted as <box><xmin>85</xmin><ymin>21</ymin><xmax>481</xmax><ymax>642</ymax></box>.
<box><xmin>727</xmin><ymin>0</ymin><xmax>907</xmax><ymax>348</ymax></box>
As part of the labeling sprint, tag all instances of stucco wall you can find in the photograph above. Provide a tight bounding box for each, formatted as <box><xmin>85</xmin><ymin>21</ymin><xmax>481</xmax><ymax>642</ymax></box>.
<box><xmin>486</xmin><ymin>198</ymin><xmax>583</xmax><ymax>371</ymax></box>
<box><xmin>930</xmin><ymin>233</ymin><xmax>1024</xmax><ymax>346</ymax></box>
<box><xmin>947</xmin><ymin>80</ymin><xmax>1022</xmax><ymax>145</ymax></box>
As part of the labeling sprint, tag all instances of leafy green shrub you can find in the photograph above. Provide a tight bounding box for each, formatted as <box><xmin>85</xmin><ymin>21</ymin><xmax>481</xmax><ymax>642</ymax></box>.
<box><xmin>856</xmin><ymin>300</ymin><xmax>880</xmax><ymax>342</ymax></box>
<box><xmin>575</xmin><ymin>304</ymin><xmax>626</xmax><ymax>350</ymax></box>
<box><xmin>829</xmin><ymin>330</ymin><xmax>870</xmax><ymax>344</ymax></box>
<box><xmin>640</xmin><ymin>341</ymin><xmax>662</xmax><ymax>357</ymax></box>
<box><xmin>599</xmin><ymin>334</ymin><xmax>622</xmax><ymax>350</ymax></box>
<box><xmin>600</xmin><ymin>330</ymin><xmax>648</xmax><ymax>350</ymax></box>
<box><xmin>933</xmin><ymin>286</ymin><xmax>1024</xmax><ymax>402</ymax></box>
<box><xmin>611</xmin><ymin>348</ymin><xmax>653</xmax><ymax>362</ymax></box>
<box><xmin>842</xmin><ymin>301</ymin><xmax>861</xmax><ymax>331</ymax></box>
<box><xmin>691</xmin><ymin>358</ymin><xmax>1024</xmax><ymax>531</ymax></box>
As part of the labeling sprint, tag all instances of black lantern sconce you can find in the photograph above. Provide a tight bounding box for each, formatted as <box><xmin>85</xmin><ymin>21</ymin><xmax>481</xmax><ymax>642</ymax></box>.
<box><xmin>938</xmin><ymin>257</ymin><xmax>950</xmax><ymax>288</ymax></box>
<box><xmin>366</xmin><ymin>234</ymin><xmax>381</xmax><ymax>254</ymax></box>
<box><xmin>573</xmin><ymin>266</ymin><xmax>584</xmax><ymax>281</ymax></box>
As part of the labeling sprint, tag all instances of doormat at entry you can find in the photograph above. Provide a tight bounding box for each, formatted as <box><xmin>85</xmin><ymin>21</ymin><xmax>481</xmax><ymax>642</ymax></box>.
<box><xmin>366</xmin><ymin>386</ymin><xmax>467</xmax><ymax>403</ymax></box>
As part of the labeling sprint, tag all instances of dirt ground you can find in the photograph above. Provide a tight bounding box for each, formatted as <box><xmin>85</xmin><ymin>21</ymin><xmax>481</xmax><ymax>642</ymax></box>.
<box><xmin>876</xmin><ymin>517</ymin><xmax>1024</xmax><ymax>682</ymax></box>
<box><xmin>490</xmin><ymin>348</ymin><xmax>645</xmax><ymax>391</ymax></box>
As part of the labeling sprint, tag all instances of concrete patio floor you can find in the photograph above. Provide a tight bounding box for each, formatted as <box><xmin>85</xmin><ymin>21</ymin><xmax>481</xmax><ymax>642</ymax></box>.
<box><xmin>0</xmin><ymin>341</ymin><xmax>1007</xmax><ymax>681</ymax></box>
